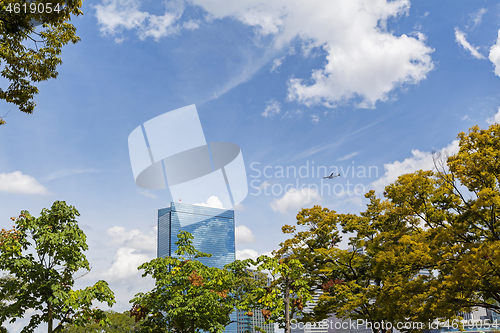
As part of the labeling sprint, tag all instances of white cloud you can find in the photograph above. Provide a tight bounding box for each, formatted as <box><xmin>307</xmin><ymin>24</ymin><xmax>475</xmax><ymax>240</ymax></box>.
<box><xmin>235</xmin><ymin>225</ymin><xmax>255</xmax><ymax>243</ymax></box>
<box><xmin>235</xmin><ymin>249</ymin><xmax>272</xmax><ymax>261</ymax></box>
<box><xmin>370</xmin><ymin>140</ymin><xmax>459</xmax><ymax>193</ymax></box>
<box><xmin>194</xmin><ymin>195</ymin><xmax>224</xmax><ymax>209</ymax></box>
<box><xmin>311</xmin><ymin>115</ymin><xmax>319</xmax><ymax>123</ymax></box>
<box><xmin>469</xmin><ymin>8</ymin><xmax>487</xmax><ymax>29</ymax></box>
<box><xmin>283</xmin><ymin>109</ymin><xmax>303</xmax><ymax>118</ymax></box>
<box><xmin>0</xmin><ymin>171</ymin><xmax>49</xmax><ymax>195</ymax></box>
<box><xmin>94</xmin><ymin>0</ymin><xmax>186</xmax><ymax>41</ymax></box>
<box><xmin>107</xmin><ymin>226</ymin><xmax>156</xmax><ymax>253</ymax></box>
<box><xmin>275</xmin><ymin>0</ymin><xmax>434</xmax><ymax>108</ymax></box>
<box><xmin>489</xmin><ymin>30</ymin><xmax>500</xmax><ymax>77</ymax></box>
<box><xmin>454</xmin><ymin>27</ymin><xmax>485</xmax><ymax>59</ymax></box>
<box><xmin>236</xmin><ymin>248</ymin><xmax>259</xmax><ymax>260</ymax></box>
<box><xmin>262</xmin><ymin>99</ymin><xmax>281</xmax><ymax>118</ymax></box>
<box><xmin>102</xmin><ymin>246</ymin><xmax>153</xmax><ymax>281</ymax></box>
<box><xmin>337</xmin><ymin>152</ymin><xmax>359</xmax><ymax>161</ymax></box>
<box><xmin>183</xmin><ymin>19</ymin><xmax>200</xmax><ymax>30</ymax></box>
<box><xmin>95</xmin><ymin>0</ymin><xmax>434</xmax><ymax>107</ymax></box>
<box><xmin>486</xmin><ymin>107</ymin><xmax>500</xmax><ymax>125</ymax></box>
<box><xmin>103</xmin><ymin>226</ymin><xmax>156</xmax><ymax>282</ymax></box>
<box><xmin>271</xmin><ymin>187</ymin><xmax>322</xmax><ymax>215</ymax></box>
<box><xmin>270</xmin><ymin>56</ymin><xmax>285</xmax><ymax>73</ymax></box>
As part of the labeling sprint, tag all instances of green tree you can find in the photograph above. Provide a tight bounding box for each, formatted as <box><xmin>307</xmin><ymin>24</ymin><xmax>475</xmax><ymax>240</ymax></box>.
<box><xmin>275</xmin><ymin>201</ymin><xmax>463</xmax><ymax>332</ymax></box>
<box><xmin>63</xmin><ymin>311</ymin><xmax>141</xmax><ymax>332</ymax></box>
<box><xmin>0</xmin><ymin>274</ymin><xmax>17</xmax><ymax>333</ymax></box>
<box><xmin>0</xmin><ymin>0</ymin><xmax>82</xmax><ymax>124</ymax></box>
<box><xmin>277</xmin><ymin>123</ymin><xmax>500</xmax><ymax>332</ymax></box>
<box><xmin>0</xmin><ymin>201</ymin><xmax>115</xmax><ymax>333</ymax></box>
<box><xmin>130</xmin><ymin>231</ymin><xmax>257</xmax><ymax>333</ymax></box>
<box><xmin>377</xmin><ymin>123</ymin><xmax>500</xmax><ymax>316</ymax></box>
<box><xmin>241</xmin><ymin>255</ymin><xmax>312</xmax><ymax>333</ymax></box>
<box><xmin>274</xmin><ymin>205</ymin><xmax>405</xmax><ymax>332</ymax></box>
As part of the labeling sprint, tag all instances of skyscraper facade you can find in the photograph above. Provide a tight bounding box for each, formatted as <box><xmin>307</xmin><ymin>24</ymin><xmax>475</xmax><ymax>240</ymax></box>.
<box><xmin>158</xmin><ymin>202</ymin><xmax>235</xmax><ymax>268</ymax></box>
<box><xmin>158</xmin><ymin>202</ymin><xmax>236</xmax><ymax>333</ymax></box>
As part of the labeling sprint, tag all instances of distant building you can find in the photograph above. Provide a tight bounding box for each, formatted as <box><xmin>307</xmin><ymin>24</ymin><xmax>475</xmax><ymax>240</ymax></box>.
<box><xmin>236</xmin><ymin>270</ymin><xmax>275</xmax><ymax>333</ymax></box>
<box><xmin>237</xmin><ymin>308</ymin><xmax>275</xmax><ymax>333</ymax></box>
<box><xmin>158</xmin><ymin>202</ymin><xmax>236</xmax><ymax>333</ymax></box>
<box><xmin>291</xmin><ymin>290</ymin><xmax>331</xmax><ymax>333</ymax></box>
<box><xmin>158</xmin><ymin>202</ymin><xmax>235</xmax><ymax>268</ymax></box>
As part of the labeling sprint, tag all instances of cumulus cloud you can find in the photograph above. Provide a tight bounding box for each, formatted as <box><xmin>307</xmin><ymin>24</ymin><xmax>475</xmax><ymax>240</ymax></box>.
<box><xmin>107</xmin><ymin>226</ymin><xmax>156</xmax><ymax>253</ymax></box>
<box><xmin>276</xmin><ymin>0</ymin><xmax>434</xmax><ymax>108</ymax></box>
<box><xmin>370</xmin><ymin>140</ymin><xmax>459</xmax><ymax>193</ymax></box>
<box><xmin>486</xmin><ymin>107</ymin><xmax>500</xmax><ymax>125</ymax></box>
<box><xmin>235</xmin><ymin>225</ymin><xmax>255</xmax><ymax>243</ymax></box>
<box><xmin>94</xmin><ymin>0</ymin><xmax>186</xmax><ymax>41</ymax></box>
<box><xmin>262</xmin><ymin>100</ymin><xmax>281</xmax><ymax>118</ymax></box>
<box><xmin>236</xmin><ymin>249</ymin><xmax>272</xmax><ymax>261</ymax></box>
<box><xmin>94</xmin><ymin>0</ymin><xmax>434</xmax><ymax>107</ymax></box>
<box><xmin>0</xmin><ymin>171</ymin><xmax>49</xmax><ymax>195</ymax></box>
<box><xmin>103</xmin><ymin>247</ymin><xmax>153</xmax><ymax>281</ymax></box>
<box><xmin>454</xmin><ymin>27</ymin><xmax>485</xmax><ymax>59</ymax></box>
<box><xmin>271</xmin><ymin>187</ymin><xmax>322</xmax><ymax>215</ymax></box>
<box><xmin>103</xmin><ymin>226</ymin><xmax>156</xmax><ymax>282</ymax></box>
<box><xmin>194</xmin><ymin>195</ymin><xmax>224</xmax><ymax>209</ymax></box>
<box><xmin>236</xmin><ymin>248</ymin><xmax>259</xmax><ymax>260</ymax></box>
<box><xmin>489</xmin><ymin>30</ymin><xmax>500</xmax><ymax>77</ymax></box>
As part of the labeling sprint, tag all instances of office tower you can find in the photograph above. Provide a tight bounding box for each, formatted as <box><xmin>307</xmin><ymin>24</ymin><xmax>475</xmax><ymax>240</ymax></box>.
<box><xmin>158</xmin><ymin>202</ymin><xmax>236</xmax><ymax>333</ymax></box>
<box><xmin>236</xmin><ymin>270</ymin><xmax>275</xmax><ymax>333</ymax></box>
<box><xmin>158</xmin><ymin>202</ymin><xmax>235</xmax><ymax>268</ymax></box>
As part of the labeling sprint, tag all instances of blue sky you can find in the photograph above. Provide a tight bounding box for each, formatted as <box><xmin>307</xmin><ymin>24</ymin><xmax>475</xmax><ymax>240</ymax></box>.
<box><xmin>2</xmin><ymin>0</ymin><xmax>500</xmax><ymax>329</ymax></box>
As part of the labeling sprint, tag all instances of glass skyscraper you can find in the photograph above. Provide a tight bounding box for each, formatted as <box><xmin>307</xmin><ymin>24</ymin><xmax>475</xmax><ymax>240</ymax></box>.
<box><xmin>158</xmin><ymin>202</ymin><xmax>236</xmax><ymax>333</ymax></box>
<box><xmin>158</xmin><ymin>202</ymin><xmax>235</xmax><ymax>267</ymax></box>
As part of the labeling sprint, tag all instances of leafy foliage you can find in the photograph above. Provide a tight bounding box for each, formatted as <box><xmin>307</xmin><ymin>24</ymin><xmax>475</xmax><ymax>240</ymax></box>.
<box><xmin>0</xmin><ymin>201</ymin><xmax>115</xmax><ymax>333</ymax></box>
<box><xmin>0</xmin><ymin>274</ymin><xmax>17</xmax><ymax>333</ymax></box>
<box><xmin>276</xmin><ymin>123</ymin><xmax>500</xmax><ymax>331</ymax></box>
<box><xmin>62</xmin><ymin>311</ymin><xmax>141</xmax><ymax>332</ymax></box>
<box><xmin>0</xmin><ymin>0</ymin><xmax>82</xmax><ymax>123</ymax></box>
<box><xmin>130</xmin><ymin>231</ymin><xmax>260</xmax><ymax>333</ymax></box>
<box><xmin>241</xmin><ymin>255</ymin><xmax>313</xmax><ymax>333</ymax></box>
